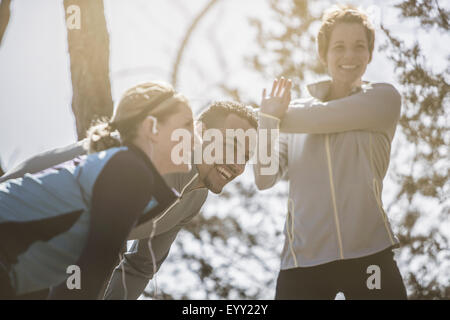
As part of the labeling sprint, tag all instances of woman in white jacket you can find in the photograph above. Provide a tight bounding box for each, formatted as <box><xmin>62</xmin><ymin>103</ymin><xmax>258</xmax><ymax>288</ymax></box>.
<box><xmin>254</xmin><ymin>5</ymin><xmax>407</xmax><ymax>299</ymax></box>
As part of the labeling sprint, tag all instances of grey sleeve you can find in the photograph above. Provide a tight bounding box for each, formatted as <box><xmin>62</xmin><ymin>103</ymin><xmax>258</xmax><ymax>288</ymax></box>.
<box><xmin>253</xmin><ymin>113</ymin><xmax>289</xmax><ymax>190</ymax></box>
<box><xmin>103</xmin><ymin>224</ymin><xmax>184</xmax><ymax>300</ymax></box>
<box><xmin>0</xmin><ymin>140</ymin><xmax>87</xmax><ymax>183</ymax></box>
<box><xmin>280</xmin><ymin>83</ymin><xmax>402</xmax><ymax>136</ymax></box>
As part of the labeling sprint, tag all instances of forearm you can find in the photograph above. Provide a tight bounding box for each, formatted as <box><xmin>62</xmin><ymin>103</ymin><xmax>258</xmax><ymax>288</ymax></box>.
<box><xmin>253</xmin><ymin>113</ymin><xmax>288</xmax><ymax>189</ymax></box>
<box><xmin>103</xmin><ymin>260</ymin><xmax>153</xmax><ymax>300</ymax></box>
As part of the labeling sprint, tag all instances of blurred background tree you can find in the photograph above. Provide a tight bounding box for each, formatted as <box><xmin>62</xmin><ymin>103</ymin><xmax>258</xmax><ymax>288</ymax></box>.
<box><xmin>64</xmin><ymin>0</ymin><xmax>114</xmax><ymax>139</ymax></box>
<box><xmin>380</xmin><ymin>0</ymin><xmax>449</xmax><ymax>299</ymax></box>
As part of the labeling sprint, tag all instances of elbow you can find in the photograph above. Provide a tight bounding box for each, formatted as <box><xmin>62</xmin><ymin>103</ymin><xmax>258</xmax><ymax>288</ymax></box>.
<box><xmin>376</xmin><ymin>83</ymin><xmax>402</xmax><ymax>121</ymax></box>
<box><xmin>389</xmin><ymin>84</ymin><xmax>402</xmax><ymax>120</ymax></box>
<box><xmin>390</xmin><ymin>84</ymin><xmax>402</xmax><ymax>110</ymax></box>
<box><xmin>380</xmin><ymin>83</ymin><xmax>402</xmax><ymax>110</ymax></box>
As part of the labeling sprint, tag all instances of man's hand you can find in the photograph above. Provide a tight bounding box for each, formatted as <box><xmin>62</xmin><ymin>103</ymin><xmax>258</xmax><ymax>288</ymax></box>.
<box><xmin>261</xmin><ymin>77</ymin><xmax>292</xmax><ymax>120</ymax></box>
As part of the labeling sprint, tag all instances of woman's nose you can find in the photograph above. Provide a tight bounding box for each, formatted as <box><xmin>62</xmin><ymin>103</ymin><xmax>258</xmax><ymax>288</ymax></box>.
<box><xmin>343</xmin><ymin>48</ymin><xmax>358</xmax><ymax>60</ymax></box>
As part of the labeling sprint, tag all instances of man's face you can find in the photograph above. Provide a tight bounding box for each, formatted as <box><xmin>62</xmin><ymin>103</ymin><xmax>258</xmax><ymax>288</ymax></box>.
<box><xmin>196</xmin><ymin>113</ymin><xmax>255</xmax><ymax>194</ymax></box>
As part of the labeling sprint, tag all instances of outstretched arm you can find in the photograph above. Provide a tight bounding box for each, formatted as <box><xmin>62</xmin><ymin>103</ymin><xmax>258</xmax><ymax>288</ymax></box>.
<box><xmin>281</xmin><ymin>83</ymin><xmax>402</xmax><ymax>136</ymax></box>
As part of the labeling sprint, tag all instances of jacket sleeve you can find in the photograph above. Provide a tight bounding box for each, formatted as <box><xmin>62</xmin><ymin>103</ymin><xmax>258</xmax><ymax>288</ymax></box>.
<box><xmin>280</xmin><ymin>83</ymin><xmax>402</xmax><ymax>137</ymax></box>
<box><xmin>103</xmin><ymin>229</ymin><xmax>180</xmax><ymax>300</ymax></box>
<box><xmin>103</xmin><ymin>208</ymin><xmax>201</xmax><ymax>300</ymax></box>
<box><xmin>47</xmin><ymin>150</ymin><xmax>155</xmax><ymax>299</ymax></box>
<box><xmin>0</xmin><ymin>140</ymin><xmax>87</xmax><ymax>183</ymax></box>
<box><xmin>253</xmin><ymin>113</ymin><xmax>289</xmax><ymax>190</ymax></box>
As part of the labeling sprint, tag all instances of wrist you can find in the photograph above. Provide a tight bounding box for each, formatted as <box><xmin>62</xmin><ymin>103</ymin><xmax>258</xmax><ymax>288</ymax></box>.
<box><xmin>259</xmin><ymin>112</ymin><xmax>281</xmax><ymax>122</ymax></box>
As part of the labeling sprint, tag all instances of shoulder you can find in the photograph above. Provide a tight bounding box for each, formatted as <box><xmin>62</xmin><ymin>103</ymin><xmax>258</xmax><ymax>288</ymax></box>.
<box><xmin>93</xmin><ymin>148</ymin><xmax>155</xmax><ymax>190</ymax></box>
<box><xmin>365</xmin><ymin>82</ymin><xmax>402</xmax><ymax>110</ymax></box>
<box><xmin>365</xmin><ymin>82</ymin><xmax>401</xmax><ymax>98</ymax></box>
<box><xmin>290</xmin><ymin>97</ymin><xmax>315</xmax><ymax>107</ymax></box>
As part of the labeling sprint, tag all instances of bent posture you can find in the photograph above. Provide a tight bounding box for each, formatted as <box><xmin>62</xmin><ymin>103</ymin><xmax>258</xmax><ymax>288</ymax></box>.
<box><xmin>1</xmin><ymin>101</ymin><xmax>258</xmax><ymax>299</ymax></box>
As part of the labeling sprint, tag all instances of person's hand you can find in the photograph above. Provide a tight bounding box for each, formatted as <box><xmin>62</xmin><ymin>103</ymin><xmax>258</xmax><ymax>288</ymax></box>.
<box><xmin>261</xmin><ymin>77</ymin><xmax>292</xmax><ymax>120</ymax></box>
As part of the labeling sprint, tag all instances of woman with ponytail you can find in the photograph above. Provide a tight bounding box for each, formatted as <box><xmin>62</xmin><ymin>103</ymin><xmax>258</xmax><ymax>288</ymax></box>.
<box><xmin>0</xmin><ymin>81</ymin><xmax>194</xmax><ymax>299</ymax></box>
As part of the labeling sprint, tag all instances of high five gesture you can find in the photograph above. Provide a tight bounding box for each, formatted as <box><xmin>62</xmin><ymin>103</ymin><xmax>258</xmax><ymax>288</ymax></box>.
<box><xmin>261</xmin><ymin>77</ymin><xmax>292</xmax><ymax>120</ymax></box>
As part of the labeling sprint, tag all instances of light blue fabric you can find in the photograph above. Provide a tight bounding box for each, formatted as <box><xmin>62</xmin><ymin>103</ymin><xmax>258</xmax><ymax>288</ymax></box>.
<box><xmin>0</xmin><ymin>147</ymin><xmax>133</xmax><ymax>294</ymax></box>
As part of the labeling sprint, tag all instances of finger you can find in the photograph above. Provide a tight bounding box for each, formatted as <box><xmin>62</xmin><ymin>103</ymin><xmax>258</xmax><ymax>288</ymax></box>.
<box><xmin>270</xmin><ymin>79</ymin><xmax>278</xmax><ymax>96</ymax></box>
<box><xmin>283</xmin><ymin>89</ymin><xmax>291</xmax><ymax>105</ymax></box>
<box><xmin>283</xmin><ymin>80</ymin><xmax>292</xmax><ymax>104</ymax></box>
<box><xmin>284</xmin><ymin>79</ymin><xmax>292</xmax><ymax>96</ymax></box>
<box><xmin>276</xmin><ymin>77</ymin><xmax>285</xmax><ymax>96</ymax></box>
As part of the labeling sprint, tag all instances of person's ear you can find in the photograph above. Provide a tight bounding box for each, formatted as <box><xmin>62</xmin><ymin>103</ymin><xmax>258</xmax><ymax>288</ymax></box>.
<box><xmin>143</xmin><ymin>116</ymin><xmax>159</xmax><ymax>142</ymax></box>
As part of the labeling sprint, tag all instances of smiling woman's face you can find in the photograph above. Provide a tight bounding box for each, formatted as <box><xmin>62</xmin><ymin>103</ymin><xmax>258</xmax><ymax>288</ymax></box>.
<box><xmin>325</xmin><ymin>22</ymin><xmax>371</xmax><ymax>87</ymax></box>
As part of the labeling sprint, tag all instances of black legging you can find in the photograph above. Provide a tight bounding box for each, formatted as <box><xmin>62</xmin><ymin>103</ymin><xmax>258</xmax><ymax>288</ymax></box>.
<box><xmin>275</xmin><ymin>247</ymin><xmax>407</xmax><ymax>300</ymax></box>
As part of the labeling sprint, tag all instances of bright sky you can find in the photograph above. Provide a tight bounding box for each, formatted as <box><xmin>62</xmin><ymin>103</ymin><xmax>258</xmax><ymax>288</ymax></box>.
<box><xmin>3</xmin><ymin>0</ymin><xmax>447</xmax><ymax>170</ymax></box>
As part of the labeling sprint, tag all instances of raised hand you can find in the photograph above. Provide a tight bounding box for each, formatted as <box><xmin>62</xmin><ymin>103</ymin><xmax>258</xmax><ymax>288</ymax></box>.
<box><xmin>261</xmin><ymin>77</ymin><xmax>292</xmax><ymax>120</ymax></box>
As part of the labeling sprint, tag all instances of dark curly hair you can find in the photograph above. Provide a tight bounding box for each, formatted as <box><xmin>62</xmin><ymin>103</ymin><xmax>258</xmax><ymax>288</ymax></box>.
<box><xmin>198</xmin><ymin>101</ymin><xmax>258</xmax><ymax>129</ymax></box>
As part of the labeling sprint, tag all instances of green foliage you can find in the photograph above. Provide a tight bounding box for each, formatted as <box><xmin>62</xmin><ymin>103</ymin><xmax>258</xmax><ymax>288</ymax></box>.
<box><xmin>248</xmin><ymin>0</ymin><xmax>328</xmax><ymax>95</ymax></box>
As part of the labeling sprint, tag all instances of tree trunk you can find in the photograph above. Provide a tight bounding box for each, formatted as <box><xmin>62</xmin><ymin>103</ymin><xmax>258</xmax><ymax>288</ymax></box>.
<box><xmin>0</xmin><ymin>0</ymin><xmax>11</xmax><ymax>47</ymax></box>
<box><xmin>64</xmin><ymin>0</ymin><xmax>113</xmax><ymax>140</ymax></box>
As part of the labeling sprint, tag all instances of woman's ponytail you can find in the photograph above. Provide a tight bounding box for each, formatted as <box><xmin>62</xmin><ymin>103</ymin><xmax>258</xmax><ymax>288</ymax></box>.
<box><xmin>86</xmin><ymin>118</ymin><xmax>121</xmax><ymax>154</ymax></box>
<box><xmin>84</xmin><ymin>81</ymin><xmax>189</xmax><ymax>154</ymax></box>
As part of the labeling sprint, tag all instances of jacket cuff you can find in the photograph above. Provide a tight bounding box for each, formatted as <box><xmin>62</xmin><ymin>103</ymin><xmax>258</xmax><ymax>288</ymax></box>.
<box><xmin>259</xmin><ymin>112</ymin><xmax>280</xmax><ymax>130</ymax></box>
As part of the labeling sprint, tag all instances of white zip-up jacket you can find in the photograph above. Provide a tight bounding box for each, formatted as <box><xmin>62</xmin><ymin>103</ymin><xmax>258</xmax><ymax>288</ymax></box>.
<box><xmin>254</xmin><ymin>80</ymin><xmax>402</xmax><ymax>269</ymax></box>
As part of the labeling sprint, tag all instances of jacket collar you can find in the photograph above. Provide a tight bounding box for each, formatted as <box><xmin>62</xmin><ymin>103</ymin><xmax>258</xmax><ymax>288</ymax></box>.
<box><xmin>306</xmin><ymin>79</ymin><xmax>371</xmax><ymax>101</ymax></box>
